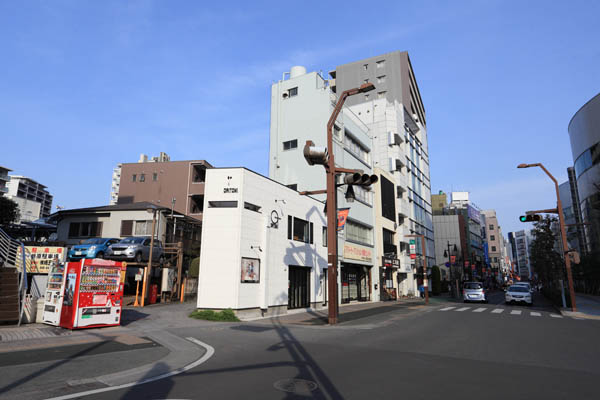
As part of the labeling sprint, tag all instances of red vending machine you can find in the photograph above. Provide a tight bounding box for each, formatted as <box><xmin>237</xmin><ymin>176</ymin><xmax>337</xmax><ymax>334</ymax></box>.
<box><xmin>59</xmin><ymin>258</ymin><xmax>126</xmax><ymax>329</ymax></box>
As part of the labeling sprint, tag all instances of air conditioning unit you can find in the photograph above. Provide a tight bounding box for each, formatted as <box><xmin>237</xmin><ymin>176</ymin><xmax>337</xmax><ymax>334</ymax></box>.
<box><xmin>387</xmin><ymin>131</ymin><xmax>403</xmax><ymax>146</ymax></box>
<box><xmin>388</xmin><ymin>157</ymin><xmax>404</xmax><ymax>172</ymax></box>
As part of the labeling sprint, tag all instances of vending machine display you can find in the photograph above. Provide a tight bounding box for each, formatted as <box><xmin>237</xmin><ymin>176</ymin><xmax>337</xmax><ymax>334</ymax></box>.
<box><xmin>59</xmin><ymin>258</ymin><xmax>126</xmax><ymax>329</ymax></box>
<box><xmin>42</xmin><ymin>261</ymin><xmax>67</xmax><ymax>326</ymax></box>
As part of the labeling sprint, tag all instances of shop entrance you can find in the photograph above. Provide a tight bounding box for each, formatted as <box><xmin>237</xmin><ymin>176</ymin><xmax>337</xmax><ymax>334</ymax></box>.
<box><xmin>288</xmin><ymin>266</ymin><xmax>310</xmax><ymax>309</ymax></box>
<box><xmin>341</xmin><ymin>264</ymin><xmax>370</xmax><ymax>303</ymax></box>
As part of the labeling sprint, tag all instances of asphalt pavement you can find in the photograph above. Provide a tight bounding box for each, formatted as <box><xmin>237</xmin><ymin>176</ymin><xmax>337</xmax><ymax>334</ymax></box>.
<box><xmin>67</xmin><ymin>292</ymin><xmax>600</xmax><ymax>400</ymax></box>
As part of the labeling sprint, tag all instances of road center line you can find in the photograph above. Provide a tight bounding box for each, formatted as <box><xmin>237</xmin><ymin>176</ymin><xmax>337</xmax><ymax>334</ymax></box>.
<box><xmin>473</xmin><ymin>308</ymin><xmax>487</xmax><ymax>313</ymax></box>
<box><xmin>455</xmin><ymin>307</ymin><xmax>470</xmax><ymax>312</ymax></box>
<box><xmin>491</xmin><ymin>309</ymin><xmax>504</xmax><ymax>314</ymax></box>
<box><xmin>46</xmin><ymin>337</ymin><xmax>215</xmax><ymax>400</ymax></box>
<box><xmin>510</xmin><ymin>310</ymin><xmax>522</xmax><ymax>315</ymax></box>
<box><xmin>550</xmin><ymin>314</ymin><xmax>563</xmax><ymax>318</ymax></box>
<box><xmin>530</xmin><ymin>312</ymin><xmax>541</xmax><ymax>317</ymax></box>
<box><xmin>439</xmin><ymin>307</ymin><xmax>456</xmax><ymax>311</ymax></box>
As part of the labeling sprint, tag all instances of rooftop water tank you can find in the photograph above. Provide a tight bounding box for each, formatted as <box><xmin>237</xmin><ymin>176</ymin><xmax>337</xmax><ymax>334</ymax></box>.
<box><xmin>290</xmin><ymin>66</ymin><xmax>307</xmax><ymax>79</ymax></box>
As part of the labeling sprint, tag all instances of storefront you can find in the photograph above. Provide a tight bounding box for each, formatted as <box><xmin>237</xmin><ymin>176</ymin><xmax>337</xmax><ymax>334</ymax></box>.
<box><xmin>341</xmin><ymin>243</ymin><xmax>373</xmax><ymax>303</ymax></box>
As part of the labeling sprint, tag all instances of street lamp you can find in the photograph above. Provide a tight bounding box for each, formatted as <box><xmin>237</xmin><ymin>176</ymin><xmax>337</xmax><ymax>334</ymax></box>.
<box><xmin>517</xmin><ymin>162</ymin><xmax>577</xmax><ymax>312</ymax></box>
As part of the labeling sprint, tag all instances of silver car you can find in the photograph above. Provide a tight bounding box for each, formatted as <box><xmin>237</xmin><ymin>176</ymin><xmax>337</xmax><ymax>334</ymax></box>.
<box><xmin>463</xmin><ymin>282</ymin><xmax>487</xmax><ymax>303</ymax></box>
<box><xmin>106</xmin><ymin>237</ymin><xmax>164</xmax><ymax>263</ymax></box>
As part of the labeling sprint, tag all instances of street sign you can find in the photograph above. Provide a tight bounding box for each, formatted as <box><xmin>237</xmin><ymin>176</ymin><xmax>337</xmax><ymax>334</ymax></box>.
<box><xmin>410</xmin><ymin>254</ymin><xmax>416</xmax><ymax>259</ymax></box>
<box><xmin>450</xmin><ymin>255</ymin><xmax>456</xmax><ymax>263</ymax></box>
<box><xmin>409</xmin><ymin>239</ymin><xmax>416</xmax><ymax>245</ymax></box>
<box><xmin>409</xmin><ymin>244</ymin><xmax>416</xmax><ymax>253</ymax></box>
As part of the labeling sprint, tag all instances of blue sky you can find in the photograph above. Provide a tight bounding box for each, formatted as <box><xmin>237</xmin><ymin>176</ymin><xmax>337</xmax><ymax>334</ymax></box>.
<box><xmin>1</xmin><ymin>0</ymin><xmax>599</xmax><ymax>235</ymax></box>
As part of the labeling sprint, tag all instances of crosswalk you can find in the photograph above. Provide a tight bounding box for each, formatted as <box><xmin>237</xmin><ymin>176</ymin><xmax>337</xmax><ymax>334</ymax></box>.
<box><xmin>438</xmin><ymin>306</ymin><xmax>570</xmax><ymax>319</ymax></box>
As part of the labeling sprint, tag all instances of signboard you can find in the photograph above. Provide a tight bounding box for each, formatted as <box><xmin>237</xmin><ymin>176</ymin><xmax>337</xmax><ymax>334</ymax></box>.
<box><xmin>15</xmin><ymin>246</ymin><xmax>66</xmax><ymax>274</ymax></box>
<box><xmin>450</xmin><ymin>255</ymin><xmax>456</xmax><ymax>263</ymax></box>
<box><xmin>343</xmin><ymin>243</ymin><xmax>372</xmax><ymax>262</ymax></box>
<box><xmin>467</xmin><ymin>204</ymin><xmax>481</xmax><ymax>224</ymax></box>
<box><xmin>465</xmin><ymin>261</ymin><xmax>470</xmax><ymax>267</ymax></box>
<box><xmin>337</xmin><ymin>208</ymin><xmax>350</xmax><ymax>231</ymax></box>
<box><xmin>410</xmin><ymin>254</ymin><xmax>416</xmax><ymax>259</ymax></box>
<box><xmin>382</xmin><ymin>256</ymin><xmax>400</xmax><ymax>269</ymax></box>
<box><xmin>241</xmin><ymin>257</ymin><xmax>260</xmax><ymax>283</ymax></box>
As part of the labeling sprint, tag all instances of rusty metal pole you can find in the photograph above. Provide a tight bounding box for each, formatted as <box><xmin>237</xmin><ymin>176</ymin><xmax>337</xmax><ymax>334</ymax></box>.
<box><xmin>537</xmin><ymin>164</ymin><xmax>577</xmax><ymax>312</ymax></box>
<box><xmin>421</xmin><ymin>234</ymin><xmax>429</xmax><ymax>305</ymax></box>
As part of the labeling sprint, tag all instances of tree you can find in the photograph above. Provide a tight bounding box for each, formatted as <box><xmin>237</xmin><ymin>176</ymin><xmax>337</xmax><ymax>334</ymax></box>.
<box><xmin>0</xmin><ymin>197</ymin><xmax>19</xmax><ymax>226</ymax></box>
<box><xmin>529</xmin><ymin>216</ymin><xmax>564</xmax><ymax>287</ymax></box>
<box><xmin>431</xmin><ymin>265</ymin><xmax>441</xmax><ymax>295</ymax></box>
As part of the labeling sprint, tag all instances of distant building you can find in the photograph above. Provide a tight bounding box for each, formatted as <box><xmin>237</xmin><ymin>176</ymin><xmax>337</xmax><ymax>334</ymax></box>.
<box><xmin>481</xmin><ymin>210</ymin><xmax>502</xmax><ymax>280</ymax></box>
<box><xmin>5</xmin><ymin>175</ymin><xmax>53</xmax><ymax>222</ymax></box>
<box><xmin>110</xmin><ymin>153</ymin><xmax>173</xmax><ymax>205</ymax></box>
<box><xmin>0</xmin><ymin>166</ymin><xmax>11</xmax><ymax>196</ymax></box>
<box><xmin>115</xmin><ymin>153</ymin><xmax>212</xmax><ymax>220</ymax></box>
<box><xmin>431</xmin><ymin>191</ymin><xmax>447</xmax><ymax>215</ymax></box>
<box><xmin>512</xmin><ymin>230</ymin><xmax>532</xmax><ymax>280</ymax></box>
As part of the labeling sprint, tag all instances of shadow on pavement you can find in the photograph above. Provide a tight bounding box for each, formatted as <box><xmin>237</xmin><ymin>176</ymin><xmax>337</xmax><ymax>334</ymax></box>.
<box><xmin>118</xmin><ymin>362</ymin><xmax>174</xmax><ymax>400</ymax></box>
<box><xmin>120</xmin><ymin>309</ymin><xmax>150</xmax><ymax>326</ymax></box>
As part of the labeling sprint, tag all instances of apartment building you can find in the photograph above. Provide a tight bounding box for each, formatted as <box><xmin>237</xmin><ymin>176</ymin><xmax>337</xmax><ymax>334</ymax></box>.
<box><xmin>5</xmin><ymin>175</ymin><xmax>53</xmax><ymax>222</ymax></box>
<box><xmin>481</xmin><ymin>210</ymin><xmax>502</xmax><ymax>278</ymax></box>
<box><xmin>115</xmin><ymin>154</ymin><xmax>212</xmax><ymax>220</ymax></box>
<box><xmin>269</xmin><ymin>66</ymin><xmax>379</xmax><ymax>303</ymax></box>
<box><xmin>0</xmin><ymin>166</ymin><xmax>11</xmax><ymax>196</ymax></box>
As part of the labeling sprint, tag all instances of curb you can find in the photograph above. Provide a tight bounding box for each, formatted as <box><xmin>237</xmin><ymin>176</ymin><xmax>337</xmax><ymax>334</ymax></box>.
<box><xmin>559</xmin><ymin>309</ymin><xmax>600</xmax><ymax>320</ymax></box>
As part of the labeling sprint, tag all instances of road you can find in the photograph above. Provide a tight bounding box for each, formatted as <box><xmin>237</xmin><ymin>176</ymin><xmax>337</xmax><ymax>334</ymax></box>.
<box><xmin>74</xmin><ymin>291</ymin><xmax>600</xmax><ymax>400</ymax></box>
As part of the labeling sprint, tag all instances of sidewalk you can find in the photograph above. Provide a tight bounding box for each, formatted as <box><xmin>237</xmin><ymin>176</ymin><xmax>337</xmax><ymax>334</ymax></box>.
<box><xmin>0</xmin><ymin>301</ymin><xmax>208</xmax><ymax>400</ymax></box>
<box><xmin>561</xmin><ymin>293</ymin><xmax>600</xmax><ymax>320</ymax></box>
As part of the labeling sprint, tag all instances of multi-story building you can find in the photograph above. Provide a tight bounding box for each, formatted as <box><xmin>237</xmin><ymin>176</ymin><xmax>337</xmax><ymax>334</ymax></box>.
<box><xmin>109</xmin><ymin>164</ymin><xmax>122</xmax><ymax>205</ymax></box>
<box><xmin>5</xmin><ymin>175</ymin><xmax>53</xmax><ymax>222</ymax></box>
<box><xmin>481</xmin><ymin>210</ymin><xmax>502</xmax><ymax>278</ymax></box>
<box><xmin>431</xmin><ymin>191</ymin><xmax>447</xmax><ymax>215</ymax></box>
<box><xmin>0</xmin><ymin>166</ymin><xmax>11</xmax><ymax>196</ymax></box>
<box><xmin>115</xmin><ymin>154</ymin><xmax>212</xmax><ymax>220</ymax></box>
<box><xmin>269</xmin><ymin>66</ymin><xmax>382</xmax><ymax>302</ymax></box>
<box><xmin>512</xmin><ymin>230</ymin><xmax>532</xmax><ymax>280</ymax></box>
<box><xmin>332</xmin><ymin>51</ymin><xmax>434</xmax><ymax>294</ymax></box>
<box><xmin>433</xmin><ymin>214</ymin><xmax>467</xmax><ymax>281</ymax></box>
<box><xmin>559</xmin><ymin>179</ymin><xmax>585</xmax><ymax>255</ymax></box>
<box><xmin>568</xmin><ymin>92</ymin><xmax>600</xmax><ymax>253</ymax></box>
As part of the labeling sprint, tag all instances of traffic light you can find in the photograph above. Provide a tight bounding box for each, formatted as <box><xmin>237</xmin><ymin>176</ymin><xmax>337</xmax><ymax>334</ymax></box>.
<box><xmin>343</xmin><ymin>172</ymin><xmax>378</xmax><ymax>187</ymax></box>
<box><xmin>519</xmin><ymin>214</ymin><xmax>542</xmax><ymax>222</ymax></box>
<box><xmin>303</xmin><ymin>141</ymin><xmax>329</xmax><ymax>166</ymax></box>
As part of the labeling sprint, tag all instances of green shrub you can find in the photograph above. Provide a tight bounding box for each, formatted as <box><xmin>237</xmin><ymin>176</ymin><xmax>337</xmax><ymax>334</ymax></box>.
<box><xmin>189</xmin><ymin>308</ymin><xmax>240</xmax><ymax>322</ymax></box>
<box><xmin>189</xmin><ymin>257</ymin><xmax>200</xmax><ymax>277</ymax></box>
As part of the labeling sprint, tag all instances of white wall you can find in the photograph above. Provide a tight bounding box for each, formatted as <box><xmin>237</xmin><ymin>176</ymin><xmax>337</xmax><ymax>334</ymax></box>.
<box><xmin>197</xmin><ymin>168</ymin><xmax>328</xmax><ymax>312</ymax></box>
<box><xmin>11</xmin><ymin>197</ymin><xmax>42</xmax><ymax>222</ymax></box>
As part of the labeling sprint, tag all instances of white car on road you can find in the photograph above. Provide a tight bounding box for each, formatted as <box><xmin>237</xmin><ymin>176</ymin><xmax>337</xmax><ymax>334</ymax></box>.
<box><xmin>505</xmin><ymin>285</ymin><xmax>533</xmax><ymax>306</ymax></box>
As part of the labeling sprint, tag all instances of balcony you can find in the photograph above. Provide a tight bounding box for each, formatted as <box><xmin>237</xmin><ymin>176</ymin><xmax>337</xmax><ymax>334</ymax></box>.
<box><xmin>0</xmin><ymin>173</ymin><xmax>9</xmax><ymax>182</ymax></box>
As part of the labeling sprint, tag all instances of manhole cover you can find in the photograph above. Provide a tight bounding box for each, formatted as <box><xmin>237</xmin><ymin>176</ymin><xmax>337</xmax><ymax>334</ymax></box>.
<box><xmin>274</xmin><ymin>378</ymin><xmax>318</xmax><ymax>394</ymax></box>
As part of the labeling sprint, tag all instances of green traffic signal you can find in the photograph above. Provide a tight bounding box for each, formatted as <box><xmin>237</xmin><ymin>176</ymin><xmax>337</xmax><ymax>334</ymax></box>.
<box><xmin>519</xmin><ymin>214</ymin><xmax>542</xmax><ymax>222</ymax></box>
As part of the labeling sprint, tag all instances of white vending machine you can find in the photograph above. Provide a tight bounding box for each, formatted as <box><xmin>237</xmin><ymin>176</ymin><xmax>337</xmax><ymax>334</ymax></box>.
<box><xmin>42</xmin><ymin>261</ymin><xmax>66</xmax><ymax>326</ymax></box>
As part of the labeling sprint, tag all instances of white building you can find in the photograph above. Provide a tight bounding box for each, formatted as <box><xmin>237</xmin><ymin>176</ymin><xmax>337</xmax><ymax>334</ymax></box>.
<box><xmin>269</xmin><ymin>67</ymin><xmax>380</xmax><ymax>304</ymax></box>
<box><xmin>6</xmin><ymin>175</ymin><xmax>53</xmax><ymax>222</ymax></box>
<box><xmin>197</xmin><ymin>168</ymin><xmax>328</xmax><ymax>318</ymax></box>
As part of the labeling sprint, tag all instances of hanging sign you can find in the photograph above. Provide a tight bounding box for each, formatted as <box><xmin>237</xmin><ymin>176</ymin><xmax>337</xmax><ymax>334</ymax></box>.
<box><xmin>450</xmin><ymin>255</ymin><xmax>456</xmax><ymax>263</ymax></box>
<box><xmin>337</xmin><ymin>208</ymin><xmax>350</xmax><ymax>231</ymax></box>
<box><xmin>465</xmin><ymin>261</ymin><xmax>470</xmax><ymax>267</ymax></box>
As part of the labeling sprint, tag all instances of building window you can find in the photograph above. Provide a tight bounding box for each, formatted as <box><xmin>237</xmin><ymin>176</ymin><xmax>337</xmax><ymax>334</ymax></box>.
<box><xmin>489</xmin><ymin>224</ymin><xmax>494</xmax><ymax>230</ymax></box>
<box><xmin>120</xmin><ymin>220</ymin><xmax>133</xmax><ymax>236</ymax></box>
<box><xmin>152</xmin><ymin>173</ymin><xmax>158</xmax><ymax>181</ymax></box>
<box><xmin>288</xmin><ymin>87</ymin><xmax>298</xmax><ymax>97</ymax></box>
<box><xmin>287</xmin><ymin>215</ymin><xmax>313</xmax><ymax>244</ymax></box>
<box><xmin>68</xmin><ymin>222</ymin><xmax>103</xmax><ymax>238</ymax></box>
<box><xmin>492</xmin><ymin>246</ymin><xmax>497</xmax><ymax>252</ymax></box>
<box><xmin>286</xmin><ymin>184</ymin><xmax>298</xmax><ymax>191</ymax></box>
<box><xmin>68</xmin><ymin>222</ymin><xmax>80</xmax><ymax>238</ymax></box>
<box><xmin>376</xmin><ymin>60</ymin><xmax>385</xmax><ymax>68</ymax></box>
<box><xmin>383</xmin><ymin>228</ymin><xmax>396</xmax><ymax>255</ymax></box>
<box><xmin>283</xmin><ymin>139</ymin><xmax>298</xmax><ymax>151</ymax></box>
<box><xmin>208</xmin><ymin>201</ymin><xmax>237</xmax><ymax>208</ymax></box>
<box><xmin>132</xmin><ymin>174</ymin><xmax>137</xmax><ymax>182</ymax></box>
<box><xmin>322</xmin><ymin>226</ymin><xmax>327</xmax><ymax>247</ymax></box>
<box><xmin>380</xmin><ymin>176</ymin><xmax>396</xmax><ymax>222</ymax></box>
<box><xmin>353</xmin><ymin>185</ymin><xmax>373</xmax><ymax>206</ymax></box>
<box><xmin>244</xmin><ymin>202</ymin><xmax>261</xmax><ymax>213</ymax></box>
<box><xmin>490</xmin><ymin>235</ymin><xmax>495</xmax><ymax>241</ymax></box>
<box><xmin>135</xmin><ymin>220</ymin><xmax>154</xmax><ymax>236</ymax></box>
<box><xmin>377</xmin><ymin>91</ymin><xmax>386</xmax><ymax>99</ymax></box>
<box><xmin>346</xmin><ymin>220</ymin><xmax>373</xmax><ymax>246</ymax></box>
<box><xmin>139</xmin><ymin>174</ymin><xmax>146</xmax><ymax>182</ymax></box>
<box><xmin>192</xmin><ymin>164</ymin><xmax>206</xmax><ymax>183</ymax></box>
<box><xmin>377</xmin><ymin>75</ymin><xmax>386</xmax><ymax>84</ymax></box>
<box><xmin>344</xmin><ymin>132</ymin><xmax>370</xmax><ymax>165</ymax></box>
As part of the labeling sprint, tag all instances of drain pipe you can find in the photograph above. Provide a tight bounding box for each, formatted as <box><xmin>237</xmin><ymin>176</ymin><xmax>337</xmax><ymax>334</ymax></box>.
<box><xmin>260</xmin><ymin>215</ymin><xmax>270</xmax><ymax>312</ymax></box>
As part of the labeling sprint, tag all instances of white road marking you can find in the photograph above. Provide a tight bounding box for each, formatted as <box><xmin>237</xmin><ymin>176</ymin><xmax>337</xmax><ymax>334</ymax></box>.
<box><xmin>510</xmin><ymin>310</ymin><xmax>522</xmax><ymax>315</ymax></box>
<box><xmin>530</xmin><ymin>312</ymin><xmax>541</xmax><ymax>317</ymax></box>
<box><xmin>46</xmin><ymin>337</ymin><xmax>215</xmax><ymax>400</ymax></box>
<box><xmin>550</xmin><ymin>314</ymin><xmax>563</xmax><ymax>318</ymax></box>
<box><xmin>473</xmin><ymin>308</ymin><xmax>487</xmax><ymax>313</ymax></box>
<box><xmin>491</xmin><ymin>309</ymin><xmax>504</xmax><ymax>314</ymax></box>
<box><xmin>439</xmin><ymin>306</ymin><xmax>456</xmax><ymax>311</ymax></box>
<box><xmin>455</xmin><ymin>307</ymin><xmax>470</xmax><ymax>312</ymax></box>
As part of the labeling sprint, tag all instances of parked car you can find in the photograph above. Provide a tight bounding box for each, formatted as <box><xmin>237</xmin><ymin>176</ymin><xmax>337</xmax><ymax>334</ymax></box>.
<box><xmin>68</xmin><ymin>238</ymin><xmax>120</xmax><ymax>260</ymax></box>
<box><xmin>505</xmin><ymin>285</ymin><xmax>533</xmax><ymax>306</ymax></box>
<box><xmin>463</xmin><ymin>282</ymin><xmax>487</xmax><ymax>303</ymax></box>
<box><xmin>105</xmin><ymin>237</ymin><xmax>164</xmax><ymax>263</ymax></box>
